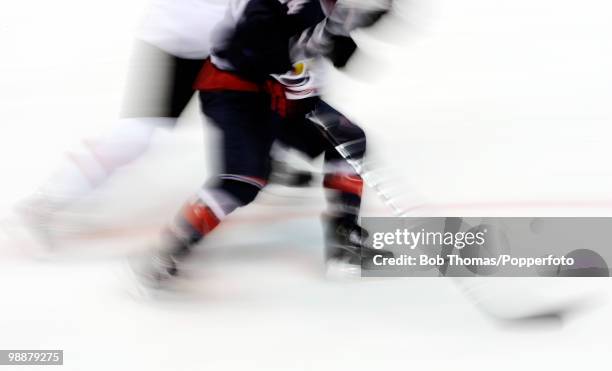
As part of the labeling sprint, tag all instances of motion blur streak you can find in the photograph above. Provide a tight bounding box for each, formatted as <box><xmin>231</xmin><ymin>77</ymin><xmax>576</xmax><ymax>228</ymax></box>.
<box><xmin>1</xmin><ymin>1</ymin><xmax>612</xmax><ymax>370</ymax></box>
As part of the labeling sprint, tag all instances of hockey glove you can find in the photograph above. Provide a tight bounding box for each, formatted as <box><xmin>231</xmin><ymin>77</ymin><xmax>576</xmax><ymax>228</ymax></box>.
<box><xmin>328</xmin><ymin>35</ymin><xmax>357</xmax><ymax>68</ymax></box>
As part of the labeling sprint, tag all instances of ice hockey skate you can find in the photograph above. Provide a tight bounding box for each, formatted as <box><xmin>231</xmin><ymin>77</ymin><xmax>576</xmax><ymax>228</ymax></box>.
<box><xmin>323</xmin><ymin>215</ymin><xmax>393</xmax><ymax>278</ymax></box>
<box><xmin>126</xmin><ymin>228</ymin><xmax>196</xmax><ymax>296</ymax></box>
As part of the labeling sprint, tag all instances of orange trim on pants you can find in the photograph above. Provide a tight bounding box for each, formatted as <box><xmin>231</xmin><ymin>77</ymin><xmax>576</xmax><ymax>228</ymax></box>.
<box><xmin>182</xmin><ymin>202</ymin><xmax>221</xmax><ymax>235</ymax></box>
<box><xmin>323</xmin><ymin>174</ymin><xmax>363</xmax><ymax>196</ymax></box>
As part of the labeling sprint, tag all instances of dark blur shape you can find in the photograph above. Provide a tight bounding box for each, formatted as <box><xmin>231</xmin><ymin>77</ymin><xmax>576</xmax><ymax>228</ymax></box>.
<box><xmin>363</xmin><ymin>8</ymin><xmax>390</xmax><ymax>28</ymax></box>
<box><xmin>461</xmin><ymin>223</ymin><xmax>511</xmax><ymax>276</ymax></box>
<box><xmin>559</xmin><ymin>249</ymin><xmax>609</xmax><ymax>277</ymax></box>
<box><xmin>329</xmin><ymin>35</ymin><xmax>358</xmax><ymax>68</ymax></box>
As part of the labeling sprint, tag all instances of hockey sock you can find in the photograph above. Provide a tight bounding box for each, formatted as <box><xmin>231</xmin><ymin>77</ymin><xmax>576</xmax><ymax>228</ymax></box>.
<box><xmin>323</xmin><ymin>160</ymin><xmax>363</xmax><ymax>223</ymax></box>
<box><xmin>164</xmin><ymin>176</ymin><xmax>264</xmax><ymax>255</ymax></box>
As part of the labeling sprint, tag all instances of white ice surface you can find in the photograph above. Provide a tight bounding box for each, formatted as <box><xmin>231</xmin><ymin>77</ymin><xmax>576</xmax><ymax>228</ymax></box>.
<box><xmin>1</xmin><ymin>0</ymin><xmax>612</xmax><ymax>370</ymax></box>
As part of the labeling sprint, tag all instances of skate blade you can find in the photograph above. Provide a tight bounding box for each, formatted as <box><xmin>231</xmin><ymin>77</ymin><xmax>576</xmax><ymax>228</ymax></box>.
<box><xmin>325</xmin><ymin>258</ymin><xmax>361</xmax><ymax>280</ymax></box>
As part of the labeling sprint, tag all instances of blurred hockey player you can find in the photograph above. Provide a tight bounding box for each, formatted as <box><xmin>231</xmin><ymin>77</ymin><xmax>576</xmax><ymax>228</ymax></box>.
<box><xmin>17</xmin><ymin>0</ymin><xmax>310</xmax><ymax>245</ymax></box>
<box><xmin>133</xmin><ymin>0</ymin><xmax>393</xmax><ymax>287</ymax></box>
<box><xmin>15</xmin><ymin>0</ymin><xmax>227</xmax><ymax>244</ymax></box>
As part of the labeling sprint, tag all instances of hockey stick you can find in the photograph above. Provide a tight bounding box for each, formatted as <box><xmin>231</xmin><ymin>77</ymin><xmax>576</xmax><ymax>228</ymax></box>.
<box><xmin>306</xmin><ymin>105</ymin><xmax>588</xmax><ymax>323</ymax></box>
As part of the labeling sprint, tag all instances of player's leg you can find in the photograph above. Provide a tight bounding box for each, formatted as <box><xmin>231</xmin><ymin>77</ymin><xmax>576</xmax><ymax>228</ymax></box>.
<box><xmin>41</xmin><ymin>42</ymin><xmax>202</xmax><ymax>207</ymax></box>
<box><xmin>133</xmin><ymin>90</ymin><xmax>275</xmax><ymax>287</ymax></box>
<box><xmin>304</xmin><ymin>100</ymin><xmax>375</xmax><ymax>263</ymax></box>
<box><xmin>277</xmin><ymin>99</ymin><xmax>390</xmax><ymax>267</ymax></box>
<box><xmin>18</xmin><ymin>42</ymin><xmax>204</xmax><ymax>243</ymax></box>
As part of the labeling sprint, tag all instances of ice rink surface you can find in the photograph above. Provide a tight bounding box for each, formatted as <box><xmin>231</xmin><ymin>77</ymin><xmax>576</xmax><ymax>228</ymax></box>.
<box><xmin>1</xmin><ymin>0</ymin><xmax>612</xmax><ymax>370</ymax></box>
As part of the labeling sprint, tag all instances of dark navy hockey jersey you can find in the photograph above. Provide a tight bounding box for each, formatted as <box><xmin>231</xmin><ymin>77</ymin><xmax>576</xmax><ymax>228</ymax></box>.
<box><xmin>210</xmin><ymin>0</ymin><xmax>327</xmax><ymax>82</ymax></box>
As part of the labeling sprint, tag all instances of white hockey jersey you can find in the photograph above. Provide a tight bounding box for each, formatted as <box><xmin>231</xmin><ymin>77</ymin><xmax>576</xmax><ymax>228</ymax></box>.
<box><xmin>138</xmin><ymin>0</ymin><xmax>229</xmax><ymax>59</ymax></box>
